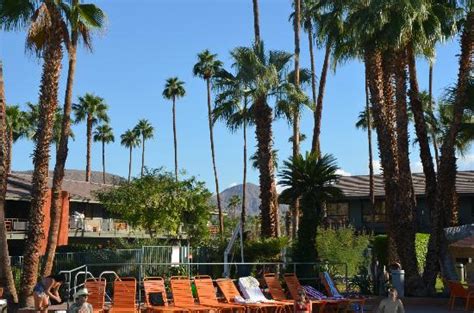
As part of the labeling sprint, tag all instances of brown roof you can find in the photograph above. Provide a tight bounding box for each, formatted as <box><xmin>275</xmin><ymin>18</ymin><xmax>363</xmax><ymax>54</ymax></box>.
<box><xmin>6</xmin><ymin>170</ymin><xmax>123</xmax><ymax>203</ymax></box>
<box><xmin>334</xmin><ymin>171</ymin><xmax>474</xmax><ymax>199</ymax></box>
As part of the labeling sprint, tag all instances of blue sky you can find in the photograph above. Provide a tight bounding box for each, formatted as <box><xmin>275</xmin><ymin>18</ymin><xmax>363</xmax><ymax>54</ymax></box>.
<box><xmin>0</xmin><ymin>0</ymin><xmax>470</xmax><ymax>192</ymax></box>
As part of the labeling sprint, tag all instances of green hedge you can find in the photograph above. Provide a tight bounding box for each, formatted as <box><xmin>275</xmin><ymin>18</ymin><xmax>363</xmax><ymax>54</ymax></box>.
<box><xmin>372</xmin><ymin>233</ymin><xmax>429</xmax><ymax>273</ymax></box>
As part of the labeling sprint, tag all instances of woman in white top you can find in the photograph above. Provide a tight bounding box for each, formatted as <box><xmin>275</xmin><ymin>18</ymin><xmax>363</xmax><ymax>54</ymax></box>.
<box><xmin>376</xmin><ymin>288</ymin><xmax>405</xmax><ymax>313</ymax></box>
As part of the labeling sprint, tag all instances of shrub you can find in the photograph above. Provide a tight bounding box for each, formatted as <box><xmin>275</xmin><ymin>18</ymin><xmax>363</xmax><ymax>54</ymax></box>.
<box><xmin>372</xmin><ymin>233</ymin><xmax>430</xmax><ymax>273</ymax></box>
<box><xmin>316</xmin><ymin>227</ymin><xmax>371</xmax><ymax>277</ymax></box>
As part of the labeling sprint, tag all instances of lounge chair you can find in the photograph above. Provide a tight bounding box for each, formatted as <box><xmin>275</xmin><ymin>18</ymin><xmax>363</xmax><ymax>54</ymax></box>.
<box><xmin>238</xmin><ymin>276</ymin><xmax>292</xmax><ymax>313</ymax></box>
<box><xmin>109</xmin><ymin>277</ymin><xmax>138</xmax><ymax>312</ymax></box>
<box><xmin>169</xmin><ymin>276</ymin><xmax>212</xmax><ymax>313</ymax></box>
<box><xmin>284</xmin><ymin>273</ymin><xmax>350</xmax><ymax>313</ymax></box>
<box><xmin>320</xmin><ymin>272</ymin><xmax>365</xmax><ymax>312</ymax></box>
<box><xmin>85</xmin><ymin>278</ymin><xmax>106</xmax><ymax>313</ymax></box>
<box><xmin>143</xmin><ymin>277</ymin><xmax>189</xmax><ymax>313</ymax></box>
<box><xmin>194</xmin><ymin>275</ymin><xmax>245</xmax><ymax>313</ymax></box>
<box><xmin>447</xmin><ymin>280</ymin><xmax>474</xmax><ymax>310</ymax></box>
<box><xmin>216</xmin><ymin>278</ymin><xmax>282</xmax><ymax>313</ymax></box>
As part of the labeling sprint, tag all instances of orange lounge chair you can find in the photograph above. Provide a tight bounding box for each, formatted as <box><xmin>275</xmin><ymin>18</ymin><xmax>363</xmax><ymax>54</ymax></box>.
<box><xmin>215</xmin><ymin>278</ymin><xmax>283</xmax><ymax>313</ymax></box>
<box><xmin>447</xmin><ymin>280</ymin><xmax>474</xmax><ymax>310</ymax></box>
<box><xmin>143</xmin><ymin>277</ymin><xmax>189</xmax><ymax>313</ymax></box>
<box><xmin>170</xmin><ymin>276</ymin><xmax>212</xmax><ymax>313</ymax></box>
<box><xmin>283</xmin><ymin>273</ymin><xmax>347</xmax><ymax>313</ymax></box>
<box><xmin>85</xmin><ymin>278</ymin><xmax>106</xmax><ymax>313</ymax></box>
<box><xmin>194</xmin><ymin>275</ymin><xmax>245</xmax><ymax>313</ymax></box>
<box><xmin>109</xmin><ymin>277</ymin><xmax>138</xmax><ymax>313</ymax></box>
<box><xmin>319</xmin><ymin>272</ymin><xmax>365</xmax><ymax>313</ymax></box>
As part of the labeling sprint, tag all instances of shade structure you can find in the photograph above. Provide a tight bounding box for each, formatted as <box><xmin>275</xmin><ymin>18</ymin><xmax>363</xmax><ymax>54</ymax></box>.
<box><xmin>449</xmin><ymin>235</ymin><xmax>474</xmax><ymax>258</ymax></box>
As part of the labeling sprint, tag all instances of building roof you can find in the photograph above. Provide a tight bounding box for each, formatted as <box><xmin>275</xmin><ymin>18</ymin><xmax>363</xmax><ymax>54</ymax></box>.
<box><xmin>6</xmin><ymin>170</ymin><xmax>124</xmax><ymax>203</ymax></box>
<box><xmin>334</xmin><ymin>171</ymin><xmax>474</xmax><ymax>199</ymax></box>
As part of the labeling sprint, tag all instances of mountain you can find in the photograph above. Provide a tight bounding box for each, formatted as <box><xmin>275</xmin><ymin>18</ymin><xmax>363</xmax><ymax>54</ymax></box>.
<box><xmin>213</xmin><ymin>183</ymin><xmax>288</xmax><ymax>216</ymax></box>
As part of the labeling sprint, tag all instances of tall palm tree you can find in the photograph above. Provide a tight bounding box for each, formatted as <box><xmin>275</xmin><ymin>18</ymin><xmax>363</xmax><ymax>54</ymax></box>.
<box><xmin>230</xmin><ymin>43</ymin><xmax>292</xmax><ymax>238</ymax></box>
<box><xmin>193</xmin><ymin>49</ymin><xmax>224</xmax><ymax>235</ymax></box>
<box><xmin>213</xmin><ymin>64</ymin><xmax>254</xmax><ymax>234</ymax></box>
<box><xmin>252</xmin><ymin>0</ymin><xmax>260</xmax><ymax>43</ymax></box>
<box><xmin>93</xmin><ymin>124</ymin><xmax>114</xmax><ymax>184</ymax></box>
<box><xmin>0</xmin><ymin>62</ymin><xmax>18</xmax><ymax>303</ymax></box>
<box><xmin>73</xmin><ymin>93</ymin><xmax>109</xmax><ymax>182</ymax></box>
<box><xmin>355</xmin><ymin>83</ymin><xmax>375</xmax><ymax>212</ymax></box>
<box><xmin>5</xmin><ymin>104</ymin><xmax>29</xmax><ymax>173</ymax></box>
<box><xmin>310</xmin><ymin>0</ymin><xmax>345</xmax><ymax>155</ymax></box>
<box><xmin>162</xmin><ymin>77</ymin><xmax>185</xmax><ymax>181</ymax></box>
<box><xmin>121</xmin><ymin>129</ymin><xmax>140</xmax><ymax>182</ymax></box>
<box><xmin>133</xmin><ymin>119</ymin><xmax>154</xmax><ymax>177</ymax></box>
<box><xmin>43</xmin><ymin>0</ymin><xmax>106</xmax><ymax>277</ymax></box>
<box><xmin>279</xmin><ymin>152</ymin><xmax>342</xmax><ymax>261</ymax></box>
<box><xmin>0</xmin><ymin>0</ymin><xmax>69</xmax><ymax>304</ymax></box>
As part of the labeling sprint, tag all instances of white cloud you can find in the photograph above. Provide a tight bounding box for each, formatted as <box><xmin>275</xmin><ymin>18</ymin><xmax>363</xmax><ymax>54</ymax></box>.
<box><xmin>458</xmin><ymin>154</ymin><xmax>474</xmax><ymax>170</ymax></box>
<box><xmin>336</xmin><ymin>169</ymin><xmax>351</xmax><ymax>176</ymax></box>
<box><xmin>411</xmin><ymin>161</ymin><xmax>423</xmax><ymax>173</ymax></box>
<box><xmin>227</xmin><ymin>182</ymin><xmax>238</xmax><ymax>188</ymax></box>
<box><xmin>372</xmin><ymin>160</ymin><xmax>382</xmax><ymax>175</ymax></box>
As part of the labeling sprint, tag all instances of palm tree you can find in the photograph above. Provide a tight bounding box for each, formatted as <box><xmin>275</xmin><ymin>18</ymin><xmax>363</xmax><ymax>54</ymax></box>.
<box><xmin>0</xmin><ymin>0</ymin><xmax>69</xmax><ymax>304</ymax></box>
<box><xmin>162</xmin><ymin>77</ymin><xmax>185</xmax><ymax>181</ymax></box>
<box><xmin>93</xmin><ymin>124</ymin><xmax>115</xmax><ymax>184</ymax></box>
<box><xmin>355</xmin><ymin>83</ymin><xmax>375</xmax><ymax>213</ymax></box>
<box><xmin>121</xmin><ymin>129</ymin><xmax>140</xmax><ymax>182</ymax></box>
<box><xmin>252</xmin><ymin>0</ymin><xmax>261</xmax><ymax>43</ymax></box>
<box><xmin>279</xmin><ymin>152</ymin><xmax>342</xmax><ymax>261</ymax></box>
<box><xmin>133</xmin><ymin>119</ymin><xmax>154</xmax><ymax>177</ymax></box>
<box><xmin>230</xmin><ymin>43</ymin><xmax>292</xmax><ymax>238</ymax></box>
<box><xmin>0</xmin><ymin>62</ymin><xmax>18</xmax><ymax>303</ymax></box>
<box><xmin>42</xmin><ymin>0</ymin><xmax>105</xmax><ymax>277</ymax></box>
<box><xmin>5</xmin><ymin>105</ymin><xmax>29</xmax><ymax>173</ymax></box>
<box><xmin>213</xmin><ymin>64</ymin><xmax>254</xmax><ymax>235</ymax></box>
<box><xmin>193</xmin><ymin>49</ymin><xmax>224</xmax><ymax>235</ymax></box>
<box><xmin>73</xmin><ymin>93</ymin><xmax>109</xmax><ymax>182</ymax></box>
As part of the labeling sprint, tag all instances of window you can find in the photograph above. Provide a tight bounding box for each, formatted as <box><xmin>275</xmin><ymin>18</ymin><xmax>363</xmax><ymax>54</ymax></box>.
<box><xmin>327</xmin><ymin>202</ymin><xmax>349</xmax><ymax>217</ymax></box>
<box><xmin>362</xmin><ymin>200</ymin><xmax>386</xmax><ymax>223</ymax></box>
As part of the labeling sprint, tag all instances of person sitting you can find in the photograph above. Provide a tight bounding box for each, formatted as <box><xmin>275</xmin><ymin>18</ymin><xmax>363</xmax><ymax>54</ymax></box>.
<box><xmin>68</xmin><ymin>288</ymin><xmax>93</xmax><ymax>313</ymax></box>
<box><xmin>33</xmin><ymin>273</ymin><xmax>66</xmax><ymax>313</ymax></box>
<box><xmin>376</xmin><ymin>288</ymin><xmax>405</xmax><ymax>313</ymax></box>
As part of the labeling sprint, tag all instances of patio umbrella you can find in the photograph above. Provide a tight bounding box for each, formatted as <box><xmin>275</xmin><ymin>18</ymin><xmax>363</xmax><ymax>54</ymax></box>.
<box><xmin>449</xmin><ymin>235</ymin><xmax>474</xmax><ymax>258</ymax></box>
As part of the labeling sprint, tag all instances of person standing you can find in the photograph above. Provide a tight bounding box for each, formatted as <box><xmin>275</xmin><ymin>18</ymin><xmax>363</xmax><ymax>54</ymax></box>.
<box><xmin>376</xmin><ymin>288</ymin><xmax>405</xmax><ymax>313</ymax></box>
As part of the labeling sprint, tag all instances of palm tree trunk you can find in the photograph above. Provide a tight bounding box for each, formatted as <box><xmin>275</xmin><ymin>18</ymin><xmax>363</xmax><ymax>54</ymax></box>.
<box><xmin>172</xmin><ymin>96</ymin><xmax>178</xmax><ymax>181</ymax></box>
<box><xmin>0</xmin><ymin>61</ymin><xmax>19</xmax><ymax>304</ymax></box>
<box><xmin>429</xmin><ymin>62</ymin><xmax>440</xmax><ymax>169</ymax></box>
<box><xmin>365</xmin><ymin>49</ymin><xmax>424</xmax><ymax>296</ymax></box>
<box><xmin>255</xmin><ymin>95</ymin><xmax>279</xmax><ymax>238</ymax></box>
<box><xmin>206</xmin><ymin>79</ymin><xmax>224</xmax><ymax>235</ymax></box>
<box><xmin>241</xmin><ymin>99</ymin><xmax>248</xmax><ymax>235</ymax></box>
<box><xmin>102</xmin><ymin>141</ymin><xmax>106</xmax><ymax>184</ymax></box>
<box><xmin>427</xmin><ymin>11</ymin><xmax>474</xmax><ymax>288</ymax></box>
<box><xmin>42</xmin><ymin>37</ymin><xmax>78</xmax><ymax>277</ymax></box>
<box><xmin>311</xmin><ymin>43</ymin><xmax>331</xmax><ymax>156</ymax></box>
<box><xmin>308</xmin><ymin>23</ymin><xmax>317</xmax><ymax>126</ymax></box>
<box><xmin>141</xmin><ymin>135</ymin><xmax>145</xmax><ymax>177</ymax></box>
<box><xmin>252</xmin><ymin>0</ymin><xmax>261</xmax><ymax>43</ymax></box>
<box><xmin>85</xmin><ymin>114</ymin><xmax>92</xmax><ymax>182</ymax></box>
<box><xmin>6</xmin><ymin>129</ymin><xmax>12</xmax><ymax>174</ymax></box>
<box><xmin>20</xmin><ymin>5</ymin><xmax>63</xmax><ymax>305</ymax></box>
<box><xmin>365</xmin><ymin>78</ymin><xmax>375</xmax><ymax>219</ymax></box>
<box><xmin>128</xmin><ymin>146</ymin><xmax>132</xmax><ymax>182</ymax></box>
<box><xmin>291</xmin><ymin>0</ymin><xmax>301</xmax><ymax>240</ymax></box>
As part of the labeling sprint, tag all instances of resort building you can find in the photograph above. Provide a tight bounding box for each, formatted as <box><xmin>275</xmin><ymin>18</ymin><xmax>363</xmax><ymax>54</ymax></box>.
<box><xmin>327</xmin><ymin>171</ymin><xmax>474</xmax><ymax>233</ymax></box>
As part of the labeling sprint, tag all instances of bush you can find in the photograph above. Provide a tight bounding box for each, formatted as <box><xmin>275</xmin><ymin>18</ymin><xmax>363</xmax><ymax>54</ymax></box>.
<box><xmin>372</xmin><ymin>233</ymin><xmax>430</xmax><ymax>273</ymax></box>
<box><xmin>245</xmin><ymin>237</ymin><xmax>289</xmax><ymax>262</ymax></box>
<box><xmin>316</xmin><ymin>227</ymin><xmax>371</xmax><ymax>277</ymax></box>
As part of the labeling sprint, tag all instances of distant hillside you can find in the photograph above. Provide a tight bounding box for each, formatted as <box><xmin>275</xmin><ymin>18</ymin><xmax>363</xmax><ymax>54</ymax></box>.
<box><xmin>213</xmin><ymin>183</ymin><xmax>288</xmax><ymax>216</ymax></box>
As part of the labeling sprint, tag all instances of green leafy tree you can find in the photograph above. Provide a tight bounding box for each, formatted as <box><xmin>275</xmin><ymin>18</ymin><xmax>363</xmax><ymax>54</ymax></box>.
<box><xmin>120</xmin><ymin>129</ymin><xmax>140</xmax><ymax>182</ymax></box>
<box><xmin>193</xmin><ymin>49</ymin><xmax>224</xmax><ymax>235</ymax></box>
<box><xmin>133</xmin><ymin>119</ymin><xmax>154</xmax><ymax>177</ymax></box>
<box><xmin>73</xmin><ymin>93</ymin><xmax>110</xmax><ymax>182</ymax></box>
<box><xmin>162</xmin><ymin>77</ymin><xmax>186</xmax><ymax>181</ymax></box>
<box><xmin>279</xmin><ymin>153</ymin><xmax>342</xmax><ymax>261</ymax></box>
<box><xmin>96</xmin><ymin>169</ymin><xmax>211</xmax><ymax>244</ymax></box>
<box><xmin>5</xmin><ymin>105</ymin><xmax>29</xmax><ymax>173</ymax></box>
<box><xmin>93</xmin><ymin>124</ymin><xmax>115</xmax><ymax>184</ymax></box>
